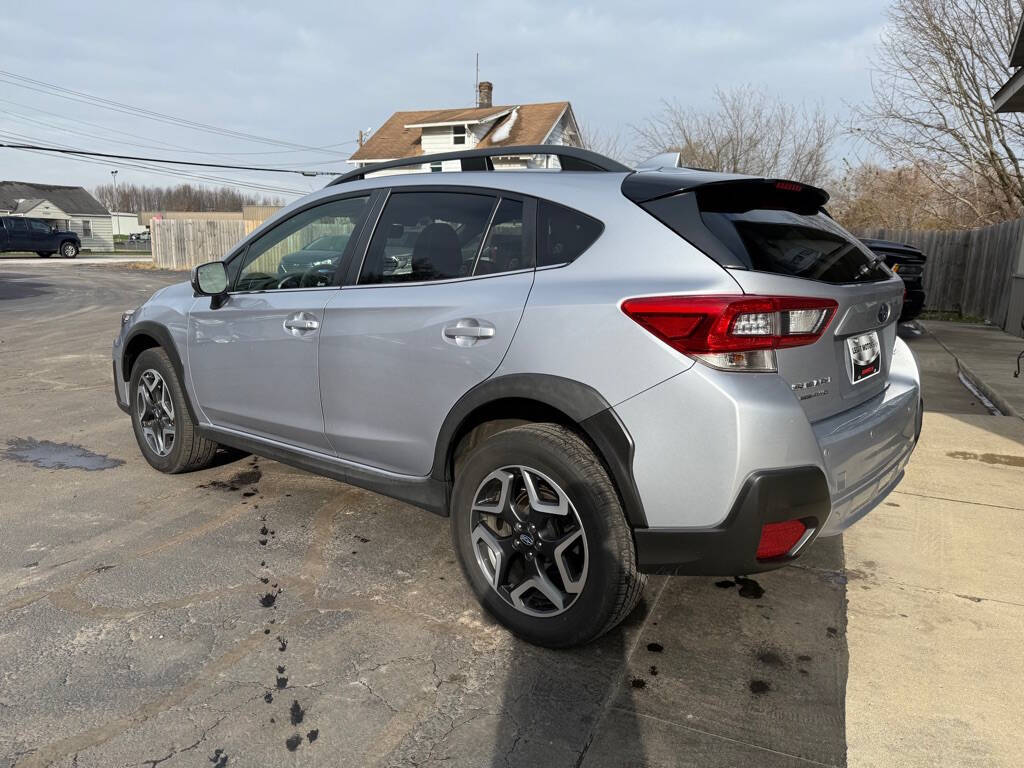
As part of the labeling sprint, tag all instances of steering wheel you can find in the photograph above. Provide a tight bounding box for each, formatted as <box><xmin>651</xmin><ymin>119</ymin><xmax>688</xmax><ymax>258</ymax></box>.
<box><xmin>276</xmin><ymin>265</ymin><xmax>335</xmax><ymax>290</ymax></box>
<box><xmin>276</xmin><ymin>272</ymin><xmax>303</xmax><ymax>289</ymax></box>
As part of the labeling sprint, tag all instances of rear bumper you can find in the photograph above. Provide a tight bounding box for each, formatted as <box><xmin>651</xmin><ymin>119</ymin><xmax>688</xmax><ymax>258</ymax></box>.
<box><xmin>616</xmin><ymin>336</ymin><xmax>921</xmax><ymax>574</ymax></box>
<box><xmin>635</xmin><ymin>466</ymin><xmax>829</xmax><ymax>575</ymax></box>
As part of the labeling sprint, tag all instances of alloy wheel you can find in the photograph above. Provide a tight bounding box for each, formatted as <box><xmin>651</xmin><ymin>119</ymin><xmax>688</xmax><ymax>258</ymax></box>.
<box><xmin>469</xmin><ymin>465</ymin><xmax>588</xmax><ymax>617</ymax></box>
<box><xmin>136</xmin><ymin>369</ymin><xmax>175</xmax><ymax>457</ymax></box>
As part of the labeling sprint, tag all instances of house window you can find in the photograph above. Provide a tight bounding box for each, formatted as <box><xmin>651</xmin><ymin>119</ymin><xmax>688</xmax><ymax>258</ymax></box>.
<box><xmin>453</xmin><ymin>125</ymin><xmax>466</xmax><ymax>145</ymax></box>
<box><xmin>82</xmin><ymin>220</ymin><xmax>92</xmax><ymax>237</ymax></box>
<box><xmin>430</xmin><ymin>161</ymin><xmax>443</xmax><ymax>173</ymax></box>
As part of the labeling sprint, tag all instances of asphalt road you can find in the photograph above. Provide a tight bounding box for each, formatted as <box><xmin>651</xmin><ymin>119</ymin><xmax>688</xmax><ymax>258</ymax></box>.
<box><xmin>1</xmin><ymin>265</ymin><xmax>1021</xmax><ymax>767</ymax></box>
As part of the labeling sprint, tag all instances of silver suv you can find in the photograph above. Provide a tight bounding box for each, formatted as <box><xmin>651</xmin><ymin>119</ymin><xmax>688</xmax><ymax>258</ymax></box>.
<box><xmin>114</xmin><ymin>146</ymin><xmax>922</xmax><ymax>647</ymax></box>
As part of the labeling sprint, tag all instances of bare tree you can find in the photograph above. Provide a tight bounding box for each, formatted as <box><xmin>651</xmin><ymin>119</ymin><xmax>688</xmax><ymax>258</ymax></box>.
<box><xmin>93</xmin><ymin>182</ymin><xmax>281</xmax><ymax>214</ymax></box>
<box><xmin>632</xmin><ymin>86</ymin><xmax>837</xmax><ymax>185</ymax></box>
<box><xmin>829</xmin><ymin>161</ymin><xmax>983</xmax><ymax>229</ymax></box>
<box><xmin>852</xmin><ymin>0</ymin><xmax>1024</xmax><ymax>226</ymax></box>
<box><xmin>578</xmin><ymin>122</ymin><xmax>629</xmax><ymax>163</ymax></box>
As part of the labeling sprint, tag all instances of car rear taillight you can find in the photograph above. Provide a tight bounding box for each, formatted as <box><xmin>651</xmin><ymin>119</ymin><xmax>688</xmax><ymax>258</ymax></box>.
<box><xmin>620</xmin><ymin>295</ymin><xmax>837</xmax><ymax>372</ymax></box>
<box><xmin>756</xmin><ymin>520</ymin><xmax>807</xmax><ymax>560</ymax></box>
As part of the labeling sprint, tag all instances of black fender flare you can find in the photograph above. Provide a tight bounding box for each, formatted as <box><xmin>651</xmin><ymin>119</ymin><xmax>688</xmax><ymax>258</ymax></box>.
<box><xmin>431</xmin><ymin>374</ymin><xmax>648</xmax><ymax>528</ymax></box>
<box><xmin>122</xmin><ymin>321</ymin><xmax>202</xmax><ymax>425</ymax></box>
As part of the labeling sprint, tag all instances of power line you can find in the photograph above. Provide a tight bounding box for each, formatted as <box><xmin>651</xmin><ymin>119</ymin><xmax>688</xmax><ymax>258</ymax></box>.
<box><xmin>0</xmin><ymin>130</ymin><xmax>308</xmax><ymax>196</ymax></box>
<box><xmin>0</xmin><ymin>141</ymin><xmax>337</xmax><ymax>176</ymax></box>
<box><xmin>0</xmin><ymin>96</ymin><xmax>359</xmax><ymax>158</ymax></box>
<box><xmin>0</xmin><ymin>69</ymin><xmax>352</xmax><ymax>156</ymax></box>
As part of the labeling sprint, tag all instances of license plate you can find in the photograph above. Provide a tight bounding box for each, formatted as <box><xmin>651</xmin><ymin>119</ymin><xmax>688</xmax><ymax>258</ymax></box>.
<box><xmin>847</xmin><ymin>331</ymin><xmax>881</xmax><ymax>383</ymax></box>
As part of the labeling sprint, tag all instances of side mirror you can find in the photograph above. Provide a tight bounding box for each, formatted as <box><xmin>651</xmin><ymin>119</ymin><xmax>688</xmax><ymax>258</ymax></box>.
<box><xmin>191</xmin><ymin>261</ymin><xmax>229</xmax><ymax>297</ymax></box>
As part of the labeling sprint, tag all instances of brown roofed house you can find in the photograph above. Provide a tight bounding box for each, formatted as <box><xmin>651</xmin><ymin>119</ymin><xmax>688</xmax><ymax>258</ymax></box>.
<box><xmin>348</xmin><ymin>82</ymin><xmax>582</xmax><ymax>174</ymax></box>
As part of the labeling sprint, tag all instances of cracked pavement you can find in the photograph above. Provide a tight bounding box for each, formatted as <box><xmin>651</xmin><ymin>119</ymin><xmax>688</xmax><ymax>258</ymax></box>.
<box><xmin>1</xmin><ymin>265</ymin><xmax>1022</xmax><ymax>767</ymax></box>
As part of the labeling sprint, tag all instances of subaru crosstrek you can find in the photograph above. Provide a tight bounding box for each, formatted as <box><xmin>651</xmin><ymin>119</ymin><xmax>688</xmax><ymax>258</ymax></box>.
<box><xmin>113</xmin><ymin>146</ymin><xmax>922</xmax><ymax>647</ymax></box>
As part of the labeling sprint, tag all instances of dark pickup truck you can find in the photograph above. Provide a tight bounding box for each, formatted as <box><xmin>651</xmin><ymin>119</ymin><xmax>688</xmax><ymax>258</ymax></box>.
<box><xmin>0</xmin><ymin>216</ymin><xmax>80</xmax><ymax>258</ymax></box>
<box><xmin>860</xmin><ymin>238</ymin><xmax>927</xmax><ymax>322</ymax></box>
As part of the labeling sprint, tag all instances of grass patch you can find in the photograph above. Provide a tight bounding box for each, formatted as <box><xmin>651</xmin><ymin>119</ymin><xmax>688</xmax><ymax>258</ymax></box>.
<box><xmin>919</xmin><ymin>310</ymin><xmax>987</xmax><ymax>324</ymax></box>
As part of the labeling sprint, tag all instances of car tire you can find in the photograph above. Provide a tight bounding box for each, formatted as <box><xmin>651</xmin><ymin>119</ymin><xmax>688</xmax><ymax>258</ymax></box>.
<box><xmin>129</xmin><ymin>347</ymin><xmax>219</xmax><ymax>473</ymax></box>
<box><xmin>450</xmin><ymin>423</ymin><xmax>646</xmax><ymax>648</ymax></box>
<box><xmin>60</xmin><ymin>241</ymin><xmax>78</xmax><ymax>258</ymax></box>
<box><xmin>37</xmin><ymin>252</ymin><xmax>52</xmax><ymax>258</ymax></box>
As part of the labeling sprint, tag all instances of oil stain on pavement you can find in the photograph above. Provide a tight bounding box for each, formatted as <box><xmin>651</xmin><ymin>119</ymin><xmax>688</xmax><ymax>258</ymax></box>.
<box><xmin>947</xmin><ymin>450</ymin><xmax>1024</xmax><ymax>467</ymax></box>
<box><xmin>4</xmin><ymin>437</ymin><xmax>124</xmax><ymax>471</ymax></box>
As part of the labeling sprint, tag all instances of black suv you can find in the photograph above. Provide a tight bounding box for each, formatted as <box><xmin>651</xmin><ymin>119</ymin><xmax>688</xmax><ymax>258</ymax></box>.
<box><xmin>0</xmin><ymin>216</ymin><xmax>80</xmax><ymax>258</ymax></box>
<box><xmin>860</xmin><ymin>238</ymin><xmax>927</xmax><ymax>322</ymax></box>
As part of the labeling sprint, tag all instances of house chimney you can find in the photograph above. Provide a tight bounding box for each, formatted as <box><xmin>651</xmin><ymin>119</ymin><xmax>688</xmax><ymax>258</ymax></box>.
<box><xmin>477</xmin><ymin>81</ymin><xmax>493</xmax><ymax>108</ymax></box>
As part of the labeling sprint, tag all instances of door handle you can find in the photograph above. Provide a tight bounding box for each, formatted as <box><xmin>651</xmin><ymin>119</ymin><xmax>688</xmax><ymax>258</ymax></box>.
<box><xmin>284</xmin><ymin>313</ymin><xmax>320</xmax><ymax>335</ymax></box>
<box><xmin>444</xmin><ymin>324</ymin><xmax>495</xmax><ymax>339</ymax></box>
<box><xmin>443</xmin><ymin>319</ymin><xmax>496</xmax><ymax>347</ymax></box>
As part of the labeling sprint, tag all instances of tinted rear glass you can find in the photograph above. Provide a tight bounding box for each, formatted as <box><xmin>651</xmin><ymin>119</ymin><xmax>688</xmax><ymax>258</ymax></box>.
<box><xmin>701</xmin><ymin>210</ymin><xmax>890</xmax><ymax>284</ymax></box>
<box><xmin>537</xmin><ymin>200</ymin><xmax>603</xmax><ymax>267</ymax></box>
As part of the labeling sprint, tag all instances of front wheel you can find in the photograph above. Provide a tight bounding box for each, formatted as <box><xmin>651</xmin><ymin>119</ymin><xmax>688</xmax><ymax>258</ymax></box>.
<box><xmin>129</xmin><ymin>347</ymin><xmax>219</xmax><ymax>473</ymax></box>
<box><xmin>451</xmin><ymin>423</ymin><xmax>645</xmax><ymax>648</ymax></box>
<box><xmin>61</xmin><ymin>241</ymin><xmax>78</xmax><ymax>258</ymax></box>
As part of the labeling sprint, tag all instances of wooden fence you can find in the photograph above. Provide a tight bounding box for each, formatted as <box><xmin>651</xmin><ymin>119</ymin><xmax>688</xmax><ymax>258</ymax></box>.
<box><xmin>857</xmin><ymin>220</ymin><xmax>1024</xmax><ymax>333</ymax></box>
<box><xmin>151</xmin><ymin>219</ymin><xmax>248</xmax><ymax>270</ymax></box>
<box><xmin>152</xmin><ymin>217</ymin><xmax>356</xmax><ymax>273</ymax></box>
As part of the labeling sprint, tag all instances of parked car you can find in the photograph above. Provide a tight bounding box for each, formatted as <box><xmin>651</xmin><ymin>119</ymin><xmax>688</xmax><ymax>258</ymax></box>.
<box><xmin>129</xmin><ymin>231</ymin><xmax>151</xmax><ymax>242</ymax></box>
<box><xmin>859</xmin><ymin>238</ymin><xmax>927</xmax><ymax>322</ymax></box>
<box><xmin>0</xmin><ymin>216</ymin><xmax>80</xmax><ymax>258</ymax></box>
<box><xmin>113</xmin><ymin>146</ymin><xmax>922</xmax><ymax>648</ymax></box>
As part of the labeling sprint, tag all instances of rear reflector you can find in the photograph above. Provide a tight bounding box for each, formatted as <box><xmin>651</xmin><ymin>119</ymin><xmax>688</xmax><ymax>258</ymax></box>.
<box><xmin>756</xmin><ymin>520</ymin><xmax>807</xmax><ymax>560</ymax></box>
<box><xmin>621</xmin><ymin>295</ymin><xmax>837</xmax><ymax>371</ymax></box>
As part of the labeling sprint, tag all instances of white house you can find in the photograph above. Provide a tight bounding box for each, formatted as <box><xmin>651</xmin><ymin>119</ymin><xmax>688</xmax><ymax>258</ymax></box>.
<box><xmin>348</xmin><ymin>82</ymin><xmax>583</xmax><ymax>175</ymax></box>
<box><xmin>0</xmin><ymin>181</ymin><xmax>113</xmax><ymax>250</ymax></box>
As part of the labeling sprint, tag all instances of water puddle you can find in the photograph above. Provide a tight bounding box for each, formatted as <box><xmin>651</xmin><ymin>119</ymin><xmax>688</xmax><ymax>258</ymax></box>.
<box><xmin>4</xmin><ymin>437</ymin><xmax>124</xmax><ymax>471</ymax></box>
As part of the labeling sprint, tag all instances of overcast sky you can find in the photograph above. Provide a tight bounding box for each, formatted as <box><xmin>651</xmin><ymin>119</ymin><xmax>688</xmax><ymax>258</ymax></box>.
<box><xmin>0</xmin><ymin>0</ymin><xmax>891</xmax><ymax>201</ymax></box>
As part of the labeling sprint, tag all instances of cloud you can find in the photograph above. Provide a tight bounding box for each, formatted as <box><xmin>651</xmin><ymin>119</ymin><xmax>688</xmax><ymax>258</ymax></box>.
<box><xmin>0</xmin><ymin>0</ymin><xmax>891</xmax><ymax>196</ymax></box>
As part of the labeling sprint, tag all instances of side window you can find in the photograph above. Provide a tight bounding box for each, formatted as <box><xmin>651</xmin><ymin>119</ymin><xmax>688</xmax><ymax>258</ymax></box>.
<box><xmin>537</xmin><ymin>200</ymin><xmax>603</xmax><ymax>267</ymax></box>
<box><xmin>82</xmin><ymin>220</ymin><xmax>92</xmax><ymax>237</ymax></box>
<box><xmin>475</xmin><ymin>198</ymin><xmax>529</xmax><ymax>275</ymax></box>
<box><xmin>9</xmin><ymin>218</ymin><xmax>27</xmax><ymax>233</ymax></box>
<box><xmin>359</xmin><ymin>192</ymin><xmax>497</xmax><ymax>284</ymax></box>
<box><xmin>30</xmin><ymin>220</ymin><xmax>50</xmax><ymax>233</ymax></box>
<box><xmin>235</xmin><ymin>196</ymin><xmax>369</xmax><ymax>292</ymax></box>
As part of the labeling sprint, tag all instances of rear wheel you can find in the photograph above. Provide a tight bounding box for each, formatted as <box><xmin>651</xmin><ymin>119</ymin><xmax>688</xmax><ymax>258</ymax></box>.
<box><xmin>451</xmin><ymin>423</ymin><xmax>645</xmax><ymax>647</ymax></box>
<box><xmin>129</xmin><ymin>347</ymin><xmax>218</xmax><ymax>473</ymax></box>
<box><xmin>60</xmin><ymin>241</ymin><xmax>78</xmax><ymax>258</ymax></box>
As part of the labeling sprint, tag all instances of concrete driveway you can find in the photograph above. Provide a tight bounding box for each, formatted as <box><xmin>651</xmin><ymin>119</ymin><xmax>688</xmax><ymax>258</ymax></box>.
<box><xmin>1</xmin><ymin>265</ymin><xmax>1021</xmax><ymax>767</ymax></box>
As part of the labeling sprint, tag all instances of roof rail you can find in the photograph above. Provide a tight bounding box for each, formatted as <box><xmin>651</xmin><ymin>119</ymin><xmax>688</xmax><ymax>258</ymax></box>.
<box><xmin>328</xmin><ymin>145</ymin><xmax>631</xmax><ymax>186</ymax></box>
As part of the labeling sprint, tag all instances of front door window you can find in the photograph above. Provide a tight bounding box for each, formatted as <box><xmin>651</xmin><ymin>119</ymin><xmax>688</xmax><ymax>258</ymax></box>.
<box><xmin>235</xmin><ymin>196</ymin><xmax>370</xmax><ymax>291</ymax></box>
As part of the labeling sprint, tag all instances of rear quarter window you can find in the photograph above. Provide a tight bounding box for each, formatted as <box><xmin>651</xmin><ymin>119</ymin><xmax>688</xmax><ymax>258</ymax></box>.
<box><xmin>537</xmin><ymin>200</ymin><xmax>603</xmax><ymax>267</ymax></box>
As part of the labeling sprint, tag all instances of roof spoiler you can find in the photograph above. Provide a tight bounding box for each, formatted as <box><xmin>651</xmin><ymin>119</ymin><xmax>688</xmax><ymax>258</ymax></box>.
<box><xmin>329</xmin><ymin>145</ymin><xmax>630</xmax><ymax>185</ymax></box>
<box><xmin>623</xmin><ymin>172</ymin><xmax>829</xmax><ymax>213</ymax></box>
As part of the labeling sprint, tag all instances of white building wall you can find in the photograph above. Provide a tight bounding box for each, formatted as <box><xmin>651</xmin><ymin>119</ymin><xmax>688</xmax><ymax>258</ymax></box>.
<box><xmin>112</xmin><ymin>212</ymin><xmax>146</xmax><ymax>236</ymax></box>
<box><xmin>68</xmin><ymin>215</ymin><xmax>114</xmax><ymax>250</ymax></box>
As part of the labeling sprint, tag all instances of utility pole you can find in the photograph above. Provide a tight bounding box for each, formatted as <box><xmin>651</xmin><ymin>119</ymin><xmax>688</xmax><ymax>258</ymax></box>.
<box><xmin>358</xmin><ymin>129</ymin><xmax>364</xmax><ymax>147</ymax></box>
<box><xmin>475</xmin><ymin>53</ymin><xmax>479</xmax><ymax>106</ymax></box>
<box><xmin>110</xmin><ymin>170</ymin><xmax>119</xmax><ymax>237</ymax></box>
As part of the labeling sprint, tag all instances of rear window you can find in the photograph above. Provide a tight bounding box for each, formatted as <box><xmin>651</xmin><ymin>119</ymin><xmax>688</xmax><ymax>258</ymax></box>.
<box><xmin>537</xmin><ymin>200</ymin><xmax>603</xmax><ymax>267</ymax></box>
<box><xmin>702</xmin><ymin>209</ymin><xmax>891</xmax><ymax>284</ymax></box>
